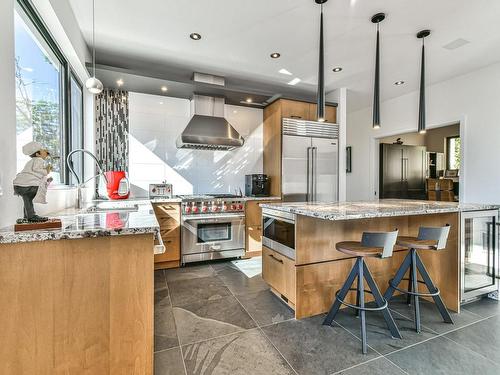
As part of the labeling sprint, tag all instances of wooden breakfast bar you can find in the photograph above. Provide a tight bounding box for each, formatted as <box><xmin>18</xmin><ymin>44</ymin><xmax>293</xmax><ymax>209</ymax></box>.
<box><xmin>260</xmin><ymin>199</ymin><xmax>499</xmax><ymax>319</ymax></box>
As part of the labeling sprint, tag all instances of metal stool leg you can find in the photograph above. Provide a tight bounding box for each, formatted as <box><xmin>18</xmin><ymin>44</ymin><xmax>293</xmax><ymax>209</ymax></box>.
<box><xmin>384</xmin><ymin>251</ymin><xmax>412</xmax><ymax>301</ymax></box>
<box><xmin>358</xmin><ymin>259</ymin><xmax>367</xmax><ymax>354</ymax></box>
<box><xmin>407</xmin><ymin>266</ymin><xmax>413</xmax><ymax>305</ymax></box>
<box><xmin>415</xmin><ymin>253</ymin><xmax>454</xmax><ymax>324</ymax></box>
<box><xmin>410</xmin><ymin>249</ymin><xmax>421</xmax><ymax>333</ymax></box>
<box><xmin>323</xmin><ymin>258</ymin><xmax>359</xmax><ymax>326</ymax></box>
<box><xmin>355</xmin><ymin>284</ymin><xmax>360</xmax><ymax>317</ymax></box>
<box><xmin>363</xmin><ymin>262</ymin><xmax>402</xmax><ymax>339</ymax></box>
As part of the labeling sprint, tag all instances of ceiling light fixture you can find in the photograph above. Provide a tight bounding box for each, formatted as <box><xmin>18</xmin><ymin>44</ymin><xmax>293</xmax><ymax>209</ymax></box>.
<box><xmin>332</xmin><ymin>67</ymin><xmax>342</xmax><ymax>72</ymax></box>
<box><xmin>371</xmin><ymin>12</ymin><xmax>385</xmax><ymax>130</ymax></box>
<box><xmin>85</xmin><ymin>0</ymin><xmax>103</xmax><ymax>95</ymax></box>
<box><xmin>417</xmin><ymin>29</ymin><xmax>431</xmax><ymax>134</ymax></box>
<box><xmin>279</xmin><ymin>68</ymin><xmax>292</xmax><ymax>76</ymax></box>
<box><xmin>287</xmin><ymin>77</ymin><xmax>301</xmax><ymax>86</ymax></box>
<box><xmin>161</xmin><ymin>86</ymin><xmax>168</xmax><ymax>92</ymax></box>
<box><xmin>315</xmin><ymin>0</ymin><xmax>327</xmax><ymax>122</ymax></box>
<box><xmin>245</xmin><ymin>98</ymin><xmax>253</xmax><ymax>103</ymax></box>
<box><xmin>394</xmin><ymin>80</ymin><xmax>405</xmax><ymax>86</ymax></box>
<box><xmin>270</xmin><ymin>52</ymin><xmax>281</xmax><ymax>58</ymax></box>
<box><xmin>190</xmin><ymin>33</ymin><xmax>201</xmax><ymax>40</ymax></box>
<box><xmin>116</xmin><ymin>78</ymin><xmax>124</xmax><ymax>86</ymax></box>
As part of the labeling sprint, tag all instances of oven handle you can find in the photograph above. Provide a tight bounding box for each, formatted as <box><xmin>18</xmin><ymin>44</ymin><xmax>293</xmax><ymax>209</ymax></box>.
<box><xmin>183</xmin><ymin>213</ymin><xmax>245</xmax><ymax>222</ymax></box>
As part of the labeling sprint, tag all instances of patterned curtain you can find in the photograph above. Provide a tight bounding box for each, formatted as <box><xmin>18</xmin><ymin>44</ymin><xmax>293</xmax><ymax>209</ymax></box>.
<box><xmin>95</xmin><ymin>90</ymin><xmax>129</xmax><ymax>172</ymax></box>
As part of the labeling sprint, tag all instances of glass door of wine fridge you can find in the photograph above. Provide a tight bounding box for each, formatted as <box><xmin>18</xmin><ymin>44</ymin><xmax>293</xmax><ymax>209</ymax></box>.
<box><xmin>461</xmin><ymin>210</ymin><xmax>499</xmax><ymax>302</ymax></box>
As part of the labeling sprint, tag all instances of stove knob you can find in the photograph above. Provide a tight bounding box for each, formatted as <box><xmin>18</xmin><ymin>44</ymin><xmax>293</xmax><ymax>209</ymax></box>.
<box><xmin>221</xmin><ymin>205</ymin><xmax>228</xmax><ymax>211</ymax></box>
<box><xmin>201</xmin><ymin>206</ymin><xmax>208</xmax><ymax>213</ymax></box>
<box><xmin>192</xmin><ymin>206</ymin><xmax>199</xmax><ymax>213</ymax></box>
<box><xmin>231</xmin><ymin>204</ymin><xmax>237</xmax><ymax>210</ymax></box>
<box><xmin>238</xmin><ymin>204</ymin><xmax>243</xmax><ymax>210</ymax></box>
<box><xmin>185</xmin><ymin>206</ymin><xmax>191</xmax><ymax>214</ymax></box>
<box><xmin>212</xmin><ymin>205</ymin><xmax>219</xmax><ymax>212</ymax></box>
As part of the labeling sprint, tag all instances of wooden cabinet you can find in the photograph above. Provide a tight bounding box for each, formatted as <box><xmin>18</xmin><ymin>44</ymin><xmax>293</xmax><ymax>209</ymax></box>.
<box><xmin>244</xmin><ymin>199</ymin><xmax>279</xmax><ymax>257</ymax></box>
<box><xmin>280</xmin><ymin>99</ymin><xmax>312</xmax><ymax>120</ymax></box>
<box><xmin>262</xmin><ymin>246</ymin><xmax>296</xmax><ymax>305</ymax></box>
<box><xmin>152</xmin><ymin>202</ymin><xmax>181</xmax><ymax>269</ymax></box>
<box><xmin>309</xmin><ymin>104</ymin><xmax>337</xmax><ymax>123</ymax></box>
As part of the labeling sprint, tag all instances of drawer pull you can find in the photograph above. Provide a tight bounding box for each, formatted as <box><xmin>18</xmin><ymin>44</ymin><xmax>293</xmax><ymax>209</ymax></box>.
<box><xmin>268</xmin><ymin>254</ymin><xmax>283</xmax><ymax>263</ymax></box>
<box><xmin>291</xmin><ymin>115</ymin><xmax>302</xmax><ymax>119</ymax></box>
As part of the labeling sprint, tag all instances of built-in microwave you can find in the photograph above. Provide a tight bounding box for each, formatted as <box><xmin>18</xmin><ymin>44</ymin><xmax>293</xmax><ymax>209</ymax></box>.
<box><xmin>262</xmin><ymin>209</ymin><xmax>296</xmax><ymax>260</ymax></box>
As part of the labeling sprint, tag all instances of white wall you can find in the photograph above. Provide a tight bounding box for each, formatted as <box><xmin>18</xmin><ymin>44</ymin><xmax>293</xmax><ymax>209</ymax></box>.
<box><xmin>129</xmin><ymin>92</ymin><xmax>263</xmax><ymax>196</ymax></box>
<box><xmin>347</xmin><ymin>62</ymin><xmax>500</xmax><ymax>204</ymax></box>
<box><xmin>327</xmin><ymin>87</ymin><xmax>347</xmax><ymax>201</ymax></box>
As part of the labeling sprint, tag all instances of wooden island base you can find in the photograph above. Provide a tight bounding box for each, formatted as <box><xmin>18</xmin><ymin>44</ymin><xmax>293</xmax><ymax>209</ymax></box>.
<box><xmin>263</xmin><ymin>212</ymin><xmax>459</xmax><ymax>319</ymax></box>
<box><xmin>0</xmin><ymin>234</ymin><xmax>154</xmax><ymax>375</ymax></box>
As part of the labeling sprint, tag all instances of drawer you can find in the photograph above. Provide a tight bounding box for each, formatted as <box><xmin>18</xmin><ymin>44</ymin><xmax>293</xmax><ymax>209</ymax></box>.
<box><xmin>154</xmin><ymin>235</ymin><xmax>180</xmax><ymax>263</ymax></box>
<box><xmin>246</xmin><ymin>225</ymin><xmax>262</xmax><ymax>252</ymax></box>
<box><xmin>262</xmin><ymin>246</ymin><xmax>295</xmax><ymax>304</ymax></box>
<box><xmin>159</xmin><ymin>226</ymin><xmax>180</xmax><ymax>239</ymax></box>
<box><xmin>153</xmin><ymin>204</ymin><xmax>181</xmax><ymax>220</ymax></box>
<box><xmin>281</xmin><ymin>99</ymin><xmax>312</xmax><ymax>121</ymax></box>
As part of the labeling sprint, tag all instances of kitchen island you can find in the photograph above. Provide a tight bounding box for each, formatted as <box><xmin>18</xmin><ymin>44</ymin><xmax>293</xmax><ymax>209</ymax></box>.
<box><xmin>260</xmin><ymin>199</ymin><xmax>499</xmax><ymax>319</ymax></box>
<box><xmin>0</xmin><ymin>200</ymin><xmax>164</xmax><ymax>375</ymax></box>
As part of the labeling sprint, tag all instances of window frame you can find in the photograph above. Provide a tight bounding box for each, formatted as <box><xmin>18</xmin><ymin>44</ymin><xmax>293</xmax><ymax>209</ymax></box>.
<box><xmin>446</xmin><ymin>135</ymin><xmax>461</xmax><ymax>170</ymax></box>
<box><xmin>16</xmin><ymin>0</ymin><xmax>84</xmax><ymax>185</ymax></box>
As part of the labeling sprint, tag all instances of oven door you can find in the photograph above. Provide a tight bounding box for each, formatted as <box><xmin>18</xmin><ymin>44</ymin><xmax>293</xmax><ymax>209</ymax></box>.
<box><xmin>182</xmin><ymin>213</ymin><xmax>245</xmax><ymax>256</ymax></box>
<box><xmin>262</xmin><ymin>211</ymin><xmax>295</xmax><ymax>260</ymax></box>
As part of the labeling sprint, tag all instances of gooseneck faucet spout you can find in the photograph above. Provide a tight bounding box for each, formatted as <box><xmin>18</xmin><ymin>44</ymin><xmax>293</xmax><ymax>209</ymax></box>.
<box><xmin>66</xmin><ymin>149</ymin><xmax>108</xmax><ymax>209</ymax></box>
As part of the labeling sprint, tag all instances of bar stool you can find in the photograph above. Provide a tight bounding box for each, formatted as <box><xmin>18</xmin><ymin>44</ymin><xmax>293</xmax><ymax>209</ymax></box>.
<box><xmin>323</xmin><ymin>230</ymin><xmax>402</xmax><ymax>354</ymax></box>
<box><xmin>383</xmin><ymin>226</ymin><xmax>454</xmax><ymax>333</ymax></box>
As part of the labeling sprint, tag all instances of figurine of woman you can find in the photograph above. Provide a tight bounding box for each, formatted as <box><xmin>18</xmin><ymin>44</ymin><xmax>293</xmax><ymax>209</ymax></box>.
<box><xmin>13</xmin><ymin>141</ymin><xmax>52</xmax><ymax>223</ymax></box>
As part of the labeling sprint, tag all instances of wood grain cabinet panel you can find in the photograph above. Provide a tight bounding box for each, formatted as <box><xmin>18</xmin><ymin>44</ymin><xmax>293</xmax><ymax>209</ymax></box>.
<box><xmin>153</xmin><ymin>202</ymin><xmax>181</xmax><ymax>269</ymax></box>
<box><xmin>280</xmin><ymin>99</ymin><xmax>311</xmax><ymax>120</ymax></box>
<box><xmin>154</xmin><ymin>235</ymin><xmax>180</xmax><ymax>263</ymax></box>
<box><xmin>246</xmin><ymin>225</ymin><xmax>262</xmax><ymax>253</ymax></box>
<box><xmin>309</xmin><ymin>104</ymin><xmax>337</xmax><ymax>123</ymax></box>
<box><xmin>262</xmin><ymin>246</ymin><xmax>296</xmax><ymax>304</ymax></box>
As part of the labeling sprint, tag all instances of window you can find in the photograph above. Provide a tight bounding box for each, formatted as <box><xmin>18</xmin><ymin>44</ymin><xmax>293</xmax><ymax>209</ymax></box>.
<box><xmin>446</xmin><ymin>135</ymin><xmax>461</xmax><ymax>170</ymax></box>
<box><xmin>14</xmin><ymin>0</ymin><xmax>83</xmax><ymax>185</ymax></box>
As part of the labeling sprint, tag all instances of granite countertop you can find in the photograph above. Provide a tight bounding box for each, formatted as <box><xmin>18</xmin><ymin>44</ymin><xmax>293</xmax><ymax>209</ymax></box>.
<box><xmin>260</xmin><ymin>199</ymin><xmax>500</xmax><ymax>221</ymax></box>
<box><xmin>0</xmin><ymin>200</ymin><xmax>160</xmax><ymax>245</ymax></box>
<box><xmin>243</xmin><ymin>196</ymin><xmax>281</xmax><ymax>201</ymax></box>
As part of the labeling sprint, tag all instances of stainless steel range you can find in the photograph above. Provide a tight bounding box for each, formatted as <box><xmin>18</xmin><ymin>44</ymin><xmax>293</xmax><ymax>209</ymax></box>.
<box><xmin>180</xmin><ymin>194</ymin><xmax>245</xmax><ymax>264</ymax></box>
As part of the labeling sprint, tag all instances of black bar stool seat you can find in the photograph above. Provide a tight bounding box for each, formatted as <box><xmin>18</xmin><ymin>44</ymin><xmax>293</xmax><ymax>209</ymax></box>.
<box><xmin>323</xmin><ymin>231</ymin><xmax>403</xmax><ymax>354</ymax></box>
<box><xmin>384</xmin><ymin>226</ymin><xmax>454</xmax><ymax>333</ymax></box>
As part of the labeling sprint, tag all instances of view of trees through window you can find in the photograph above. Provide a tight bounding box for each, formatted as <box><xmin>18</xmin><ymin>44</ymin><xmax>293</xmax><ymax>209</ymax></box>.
<box><xmin>14</xmin><ymin>8</ymin><xmax>63</xmax><ymax>183</ymax></box>
<box><xmin>447</xmin><ymin>136</ymin><xmax>461</xmax><ymax>170</ymax></box>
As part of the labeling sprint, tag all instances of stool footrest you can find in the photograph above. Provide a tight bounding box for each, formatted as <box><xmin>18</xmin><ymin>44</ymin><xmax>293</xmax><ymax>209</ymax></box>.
<box><xmin>389</xmin><ymin>278</ymin><xmax>440</xmax><ymax>297</ymax></box>
<box><xmin>335</xmin><ymin>288</ymin><xmax>389</xmax><ymax>311</ymax></box>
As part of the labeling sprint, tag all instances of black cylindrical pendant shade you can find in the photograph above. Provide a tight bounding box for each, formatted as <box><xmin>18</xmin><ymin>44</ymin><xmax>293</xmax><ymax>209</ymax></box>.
<box><xmin>316</xmin><ymin>6</ymin><xmax>325</xmax><ymax>122</ymax></box>
<box><xmin>371</xmin><ymin>13</ymin><xmax>385</xmax><ymax>129</ymax></box>
<box><xmin>417</xmin><ymin>30</ymin><xmax>430</xmax><ymax>134</ymax></box>
<box><xmin>372</xmin><ymin>28</ymin><xmax>381</xmax><ymax>128</ymax></box>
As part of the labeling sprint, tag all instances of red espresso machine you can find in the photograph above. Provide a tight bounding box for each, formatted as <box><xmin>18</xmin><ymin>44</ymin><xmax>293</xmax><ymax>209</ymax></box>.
<box><xmin>105</xmin><ymin>171</ymin><xmax>130</xmax><ymax>199</ymax></box>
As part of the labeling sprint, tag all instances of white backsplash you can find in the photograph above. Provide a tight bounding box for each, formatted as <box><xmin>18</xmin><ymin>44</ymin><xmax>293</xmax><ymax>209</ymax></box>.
<box><xmin>128</xmin><ymin>92</ymin><xmax>263</xmax><ymax>196</ymax></box>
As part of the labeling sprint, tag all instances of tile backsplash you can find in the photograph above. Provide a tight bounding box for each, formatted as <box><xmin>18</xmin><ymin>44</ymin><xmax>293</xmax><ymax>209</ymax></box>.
<box><xmin>129</xmin><ymin>92</ymin><xmax>263</xmax><ymax>196</ymax></box>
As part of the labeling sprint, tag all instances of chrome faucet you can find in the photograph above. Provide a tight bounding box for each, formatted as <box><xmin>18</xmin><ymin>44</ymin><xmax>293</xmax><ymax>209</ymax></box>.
<box><xmin>67</xmin><ymin>149</ymin><xmax>108</xmax><ymax>209</ymax></box>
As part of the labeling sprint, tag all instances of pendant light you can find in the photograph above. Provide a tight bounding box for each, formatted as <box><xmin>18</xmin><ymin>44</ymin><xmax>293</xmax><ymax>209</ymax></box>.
<box><xmin>85</xmin><ymin>0</ymin><xmax>103</xmax><ymax>94</ymax></box>
<box><xmin>371</xmin><ymin>13</ymin><xmax>385</xmax><ymax>129</ymax></box>
<box><xmin>315</xmin><ymin>0</ymin><xmax>327</xmax><ymax>122</ymax></box>
<box><xmin>417</xmin><ymin>29</ymin><xmax>430</xmax><ymax>134</ymax></box>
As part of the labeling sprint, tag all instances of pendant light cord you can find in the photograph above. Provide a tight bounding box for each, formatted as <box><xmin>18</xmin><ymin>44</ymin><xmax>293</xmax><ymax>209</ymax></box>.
<box><xmin>92</xmin><ymin>0</ymin><xmax>96</xmax><ymax>77</ymax></box>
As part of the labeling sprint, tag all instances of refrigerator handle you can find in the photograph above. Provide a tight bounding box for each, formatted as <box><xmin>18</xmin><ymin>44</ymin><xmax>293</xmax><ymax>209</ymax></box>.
<box><xmin>306</xmin><ymin>147</ymin><xmax>312</xmax><ymax>202</ymax></box>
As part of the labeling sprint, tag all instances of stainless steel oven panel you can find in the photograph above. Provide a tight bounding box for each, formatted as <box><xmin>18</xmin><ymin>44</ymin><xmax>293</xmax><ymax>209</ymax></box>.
<box><xmin>262</xmin><ymin>237</ymin><xmax>295</xmax><ymax>260</ymax></box>
<box><xmin>262</xmin><ymin>210</ymin><xmax>296</xmax><ymax>260</ymax></box>
<box><xmin>261</xmin><ymin>209</ymin><xmax>295</xmax><ymax>223</ymax></box>
<box><xmin>182</xmin><ymin>249</ymin><xmax>245</xmax><ymax>264</ymax></box>
<box><xmin>181</xmin><ymin>214</ymin><xmax>245</xmax><ymax>256</ymax></box>
<box><xmin>461</xmin><ymin>209</ymin><xmax>499</xmax><ymax>302</ymax></box>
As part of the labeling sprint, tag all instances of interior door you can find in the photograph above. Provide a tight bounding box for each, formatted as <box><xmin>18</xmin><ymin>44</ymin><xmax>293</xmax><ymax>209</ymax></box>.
<box><xmin>311</xmin><ymin>137</ymin><xmax>338</xmax><ymax>202</ymax></box>
<box><xmin>404</xmin><ymin>145</ymin><xmax>426</xmax><ymax>199</ymax></box>
<box><xmin>282</xmin><ymin>135</ymin><xmax>311</xmax><ymax>202</ymax></box>
<box><xmin>380</xmin><ymin>144</ymin><xmax>404</xmax><ymax>198</ymax></box>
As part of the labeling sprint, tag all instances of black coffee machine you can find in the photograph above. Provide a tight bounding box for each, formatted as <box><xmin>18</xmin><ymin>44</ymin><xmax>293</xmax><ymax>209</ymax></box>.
<box><xmin>245</xmin><ymin>174</ymin><xmax>270</xmax><ymax>197</ymax></box>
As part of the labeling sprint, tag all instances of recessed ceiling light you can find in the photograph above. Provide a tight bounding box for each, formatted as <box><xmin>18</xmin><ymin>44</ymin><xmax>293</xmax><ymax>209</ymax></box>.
<box><xmin>159</xmin><ymin>101</ymin><xmax>164</xmax><ymax>105</ymax></box>
<box><xmin>190</xmin><ymin>33</ymin><xmax>201</xmax><ymax>40</ymax></box>
<box><xmin>161</xmin><ymin>86</ymin><xmax>168</xmax><ymax>92</ymax></box>
<box><xmin>332</xmin><ymin>67</ymin><xmax>343</xmax><ymax>72</ymax></box>
<box><xmin>287</xmin><ymin>77</ymin><xmax>301</xmax><ymax>86</ymax></box>
<box><xmin>245</xmin><ymin>98</ymin><xmax>253</xmax><ymax>103</ymax></box>
<box><xmin>394</xmin><ymin>80</ymin><xmax>405</xmax><ymax>86</ymax></box>
<box><xmin>233</xmin><ymin>110</ymin><xmax>238</xmax><ymax>114</ymax></box>
<box><xmin>270</xmin><ymin>52</ymin><xmax>281</xmax><ymax>58</ymax></box>
<box><xmin>279</xmin><ymin>68</ymin><xmax>292</xmax><ymax>76</ymax></box>
<box><xmin>116</xmin><ymin>78</ymin><xmax>124</xmax><ymax>86</ymax></box>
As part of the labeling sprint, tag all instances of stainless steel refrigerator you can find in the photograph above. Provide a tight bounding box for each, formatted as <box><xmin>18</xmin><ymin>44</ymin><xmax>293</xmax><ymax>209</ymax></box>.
<box><xmin>281</xmin><ymin>118</ymin><xmax>339</xmax><ymax>202</ymax></box>
<box><xmin>379</xmin><ymin>143</ymin><xmax>426</xmax><ymax>199</ymax></box>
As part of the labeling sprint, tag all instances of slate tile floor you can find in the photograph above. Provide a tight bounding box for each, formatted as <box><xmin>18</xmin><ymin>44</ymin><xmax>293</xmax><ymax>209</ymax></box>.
<box><xmin>154</xmin><ymin>258</ymin><xmax>500</xmax><ymax>375</ymax></box>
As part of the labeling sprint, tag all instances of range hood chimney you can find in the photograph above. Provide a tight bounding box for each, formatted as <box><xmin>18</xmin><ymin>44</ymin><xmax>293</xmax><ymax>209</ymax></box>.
<box><xmin>176</xmin><ymin>92</ymin><xmax>245</xmax><ymax>151</ymax></box>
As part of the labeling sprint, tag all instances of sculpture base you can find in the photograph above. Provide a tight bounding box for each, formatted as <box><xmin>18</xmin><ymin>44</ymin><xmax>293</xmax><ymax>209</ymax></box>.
<box><xmin>14</xmin><ymin>219</ymin><xmax>62</xmax><ymax>232</ymax></box>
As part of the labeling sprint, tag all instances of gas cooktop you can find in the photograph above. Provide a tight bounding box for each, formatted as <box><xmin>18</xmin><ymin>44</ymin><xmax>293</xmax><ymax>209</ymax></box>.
<box><xmin>179</xmin><ymin>194</ymin><xmax>245</xmax><ymax>215</ymax></box>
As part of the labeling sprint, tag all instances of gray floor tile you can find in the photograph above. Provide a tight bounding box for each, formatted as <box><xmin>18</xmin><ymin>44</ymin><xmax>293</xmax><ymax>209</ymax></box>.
<box><xmin>182</xmin><ymin>329</ymin><xmax>295</xmax><ymax>375</ymax></box>
<box><xmin>332</xmin><ymin>308</ymin><xmax>438</xmax><ymax>355</ymax></box>
<box><xmin>445</xmin><ymin>315</ymin><xmax>500</xmax><ymax>364</ymax></box>
<box><xmin>387</xmin><ymin>336</ymin><xmax>499</xmax><ymax>375</ymax></box>
<box><xmin>173</xmin><ymin>295</ymin><xmax>257</xmax><ymax>345</ymax></box>
<box><xmin>155</xmin><ymin>269</ymin><xmax>167</xmax><ymax>291</ymax></box>
<box><xmin>155</xmin><ymin>302</ymin><xmax>179</xmax><ymax>352</ymax></box>
<box><xmin>165</xmin><ymin>264</ymin><xmax>216</xmax><ymax>282</ymax></box>
<box><xmin>336</xmin><ymin>357</ymin><xmax>405</xmax><ymax>375</ymax></box>
<box><xmin>236</xmin><ymin>289</ymin><xmax>294</xmax><ymax>326</ymax></box>
<box><xmin>168</xmin><ymin>276</ymin><xmax>232</xmax><ymax>307</ymax></box>
<box><xmin>155</xmin><ymin>288</ymin><xmax>170</xmax><ymax>311</ymax></box>
<box><xmin>262</xmin><ymin>315</ymin><xmax>378</xmax><ymax>375</ymax></box>
<box><xmin>215</xmin><ymin>266</ymin><xmax>269</xmax><ymax>296</ymax></box>
<box><xmin>461</xmin><ymin>297</ymin><xmax>500</xmax><ymax>318</ymax></box>
<box><xmin>154</xmin><ymin>347</ymin><xmax>185</xmax><ymax>375</ymax></box>
<box><xmin>389</xmin><ymin>296</ymin><xmax>481</xmax><ymax>334</ymax></box>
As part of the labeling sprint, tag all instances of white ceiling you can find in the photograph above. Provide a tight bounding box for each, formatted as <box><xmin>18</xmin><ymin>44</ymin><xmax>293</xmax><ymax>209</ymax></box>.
<box><xmin>69</xmin><ymin>0</ymin><xmax>500</xmax><ymax>111</ymax></box>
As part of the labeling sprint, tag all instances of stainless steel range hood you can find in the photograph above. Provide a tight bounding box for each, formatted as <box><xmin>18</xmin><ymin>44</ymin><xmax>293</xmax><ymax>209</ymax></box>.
<box><xmin>176</xmin><ymin>94</ymin><xmax>244</xmax><ymax>151</ymax></box>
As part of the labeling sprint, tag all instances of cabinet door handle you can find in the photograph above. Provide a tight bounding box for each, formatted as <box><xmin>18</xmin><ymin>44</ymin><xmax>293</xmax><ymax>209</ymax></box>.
<box><xmin>268</xmin><ymin>254</ymin><xmax>283</xmax><ymax>263</ymax></box>
<box><xmin>291</xmin><ymin>115</ymin><xmax>302</xmax><ymax>119</ymax></box>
